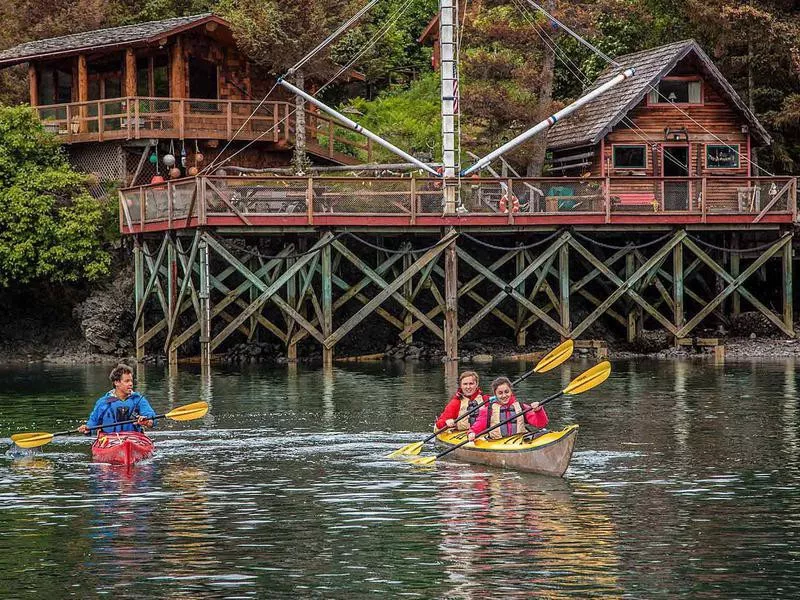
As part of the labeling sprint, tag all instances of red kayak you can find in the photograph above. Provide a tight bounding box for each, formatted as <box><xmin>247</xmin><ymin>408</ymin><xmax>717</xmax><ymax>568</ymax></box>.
<box><xmin>91</xmin><ymin>431</ymin><xmax>154</xmax><ymax>466</ymax></box>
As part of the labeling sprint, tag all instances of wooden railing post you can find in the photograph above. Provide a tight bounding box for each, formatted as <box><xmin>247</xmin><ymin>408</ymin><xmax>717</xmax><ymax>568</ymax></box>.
<box><xmin>306</xmin><ymin>177</ymin><xmax>314</xmax><ymax>225</ymax></box>
<box><xmin>701</xmin><ymin>176</ymin><xmax>707</xmax><ymax>223</ymax></box>
<box><xmin>97</xmin><ymin>101</ymin><xmax>104</xmax><ymax>141</ymax></box>
<box><xmin>604</xmin><ymin>175</ymin><xmax>611</xmax><ymax>223</ymax></box>
<box><xmin>410</xmin><ymin>178</ymin><xmax>417</xmax><ymax>225</ymax></box>
<box><xmin>125</xmin><ymin>97</ymin><xmax>132</xmax><ymax>139</ymax></box>
<box><xmin>179</xmin><ymin>99</ymin><xmax>185</xmax><ymax>139</ymax></box>
<box><xmin>199</xmin><ymin>177</ymin><xmax>207</xmax><ymax>225</ymax></box>
<box><xmin>167</xmin><ymin>181</ymin><xmax>174</xmax><ymax>228</ymax></box>
<box><xmin>507</xmin><ymin>178</ymin><xmax>514</xmax><ymax>225</ymax></box>
<box><xmin>227</xmin><ymin>101</ymin><xmax>232</xmax><ymax>138</ymax></box>
<box><xmin>65</xmin><ymin>104</ymin><xmax>73</xmax><ymax>139</ymax></box>
<box><xmin>134</xmin><ymin>99</ymin><xmax>140</xmax><ymax>139</ymax></box>
<box><xmin>328</xmin><ymin>119</ymin><xmax>335</xmax><ymax>157</ymax></box>
<box><xmin>367</xmin><ymin>138</ymin><xmax>374</xmax><ymax>163</ymax></box>
<box><xmin>273</xmin><ymin>104</ymin><xmax>279</xmax><ymax>142</ymax></box>
<box><xmin>793</xmin><ymin>178</ymin><xmax>798</xmax><ymax>222</ymax></box>
<box><xmin>139</xmin><ymin>186</ymin><xmax>145</xmax><ymax>231</ymax></box>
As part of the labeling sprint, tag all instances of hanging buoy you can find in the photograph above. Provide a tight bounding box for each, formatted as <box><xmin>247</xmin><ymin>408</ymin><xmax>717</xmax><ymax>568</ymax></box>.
<box><xmin>163</xmin><ymin>153</ymin><xmax>176</xmax><ymax>167</ymax></box>
<box><xmin>169</xmin><ymin>167</ymin><xmax>181</xmax><ymax>179</ymax></box>
<box><xmin>195</xmin><ymin>152</ymin><xmax>204</xmax><ymax>164</ymax></box>
<box><xmin>188</xmin><ymin>166</ymin><xmax>199</xmax><ymax>177</ymax></box>
<box><xmin>148</xmin><ymin>153</ymin><xmax>158</xmax><ymax>164</ymax></box>
<box><xmin>499</xmin><ymin>193</ymin><xmax>520</xmax><ymax>214</ymax></box>
<box><xmin>151</xmin><ymin>174</ymin><xmax>165</xmax><ymax>184</ymax></box>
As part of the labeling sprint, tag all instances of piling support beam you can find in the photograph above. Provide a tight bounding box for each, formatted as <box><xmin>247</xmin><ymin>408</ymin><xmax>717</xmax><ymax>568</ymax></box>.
<box><xmin>731</xmin><ymin>233</ymin><xmax>740</xmax><ymax>316</ymax></box>
<box><xmin>134</xmin><ymin>236</ymin><xmax>145</xmax><ymax>362</ymax></box>
<box><xmin>673</xmin><ymin>238</ymin><xmax>684</xmax><ymax>333</ymax></box>
<box><xmin>559</xmin><ymin>242</ymin><xmax>570</xmax><ymax>337</ymax></box>
<box><xmin>516</xmin><ymin>246</ymin><xmax>526</xmax><ymax>346</ymax></box>
<box><xmin>444</xmin><ymin>229</ymin><xmax>459</xmax><ymax>360</ymax></box>
<box><xmin>199</xmin><ymin>233</ymin><xmax>211</xmax><ymax>367</ymax></box>
<box><xmin>322</xmin><ymin>239</ymin><xmax>333</xmax><ymax>367</ymax></box>
<box><xmin>784</xmin><ymin>232</ymin><xmax>793</xmax><ymax>333</ymax></box>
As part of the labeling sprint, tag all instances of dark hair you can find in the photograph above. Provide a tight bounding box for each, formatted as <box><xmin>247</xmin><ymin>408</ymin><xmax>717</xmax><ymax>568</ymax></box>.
<box><xmin>491</xmin><ymin>376</ymin><xmax>513</xmax><ymax>393</ymax></box>
<box><xmin>109</xmin><ymin>363</ymin><xmax>134</xmax><ymax>384</ymax></box>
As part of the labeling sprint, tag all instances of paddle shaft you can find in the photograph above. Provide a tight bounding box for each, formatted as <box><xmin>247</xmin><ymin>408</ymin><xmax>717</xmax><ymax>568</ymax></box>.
<box><xmin>431</xmin><ymin>390</ymin><xmax>563</xmax><ymax>461</ymax></box>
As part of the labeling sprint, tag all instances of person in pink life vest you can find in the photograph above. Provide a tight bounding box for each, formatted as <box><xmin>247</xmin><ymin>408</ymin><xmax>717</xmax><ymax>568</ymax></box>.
<box><xmin>435</xmin><ymin>370</ymin><xmax>491</xmax><ymax>431</ymax></box>
<box><xmin>467</xmin><ymin>376</ymin><xmax>548</xmax><ymax>442</ymax></box>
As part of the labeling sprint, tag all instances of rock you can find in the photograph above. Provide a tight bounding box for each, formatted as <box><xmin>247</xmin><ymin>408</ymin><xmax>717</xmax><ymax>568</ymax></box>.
<box><xmin>750</xmin><ymin>332</ymin><xmax>757</xmax><ymax>339</ymax></box>
<box><xmin>472</xmin><ymin>354</ymin><xmax>493</xmax><ymax>363</ymax></box>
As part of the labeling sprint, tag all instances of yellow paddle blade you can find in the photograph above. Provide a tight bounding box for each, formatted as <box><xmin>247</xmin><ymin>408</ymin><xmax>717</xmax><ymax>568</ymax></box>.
<box><xmin>387</xmin><ymin>441</ymin><xmax>423</xmax><ymax>458</ymax></box>
<box><xmin>534</xmin><ymin>339</ymin><xmax>574</xmax><ymax>373</ymax></box>
<box><xmin>166</xmin><ymin>401</ymin><xmax>209</xmax><ymax>421</ymax></box>
<box><xmin>563</xmin><ymin>361</ymin><xmax>611</xmax><ymax>395</ymax></box>
<box><xmin>11</xmin><ymin>432</ymin><xmax>55</xmax><ymax>449</ymax></box>
<box><xmin>409</xmin><ymin>455</ymin><xmax>437</xmax><ymax>466</ymax></box>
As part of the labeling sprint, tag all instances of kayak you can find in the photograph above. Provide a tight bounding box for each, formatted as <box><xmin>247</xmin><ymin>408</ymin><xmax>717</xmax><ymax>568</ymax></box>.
<box><xmin>434</xmin><ymin>424</ymin><xmax>579</xmax><ymax>477</ymax></box>
<box><xmin>91</xmin><ymin>431</ymin><xmax>154</xmax><ymax>466</ymax></box>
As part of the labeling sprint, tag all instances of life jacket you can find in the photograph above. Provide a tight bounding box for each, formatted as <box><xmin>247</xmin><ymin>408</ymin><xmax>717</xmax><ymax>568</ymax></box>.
<box><xmin>456</xmin><ymin>390</ymin><xmax>485</xmax><ymax>430</ymax></box>
<box><xmin>98</xmin><ymin>394</ymin><xmax>144</xmax><ymax>434</ymax></box>
<box><xmin>486</xmin><ymin>399</ymin><xmax>526</xmax><ymax>439</ymax></box>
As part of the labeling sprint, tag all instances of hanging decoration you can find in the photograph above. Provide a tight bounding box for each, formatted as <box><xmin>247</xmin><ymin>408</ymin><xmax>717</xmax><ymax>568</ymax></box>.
<box><xmin>163</xmin><ymin>139</ymin><xmax>176</xmax><ymax>168</ymax></box>
<box><xmin>169</xmin><ymin>167</ymin><xmax>182</xmax><ymax>179</ymax></box>
<box><xmin>181</xmin><ymin>141</ymin><xmax>188</xmax><ymax>168</ymax></box>
<box><xmin>195</xmin><ymin>140</ymin><xmax>204</xmax><ymax>165</ymax></box>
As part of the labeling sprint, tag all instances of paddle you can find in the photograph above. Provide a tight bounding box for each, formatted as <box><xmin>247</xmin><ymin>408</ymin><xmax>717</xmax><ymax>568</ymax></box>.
<box><xmin>10</xmin><ymin>401</ymin><xmax>209</xmax><ymax>449</ymax></box>
<box><xmin>387</xmin><ymin>339</ymin><xmax>574</xmax><ymax>458</ymax></box>
<box><xmin>409</xmin><ymin>360</ymin><xmax>611</xmax><ymax>465</ymax></box>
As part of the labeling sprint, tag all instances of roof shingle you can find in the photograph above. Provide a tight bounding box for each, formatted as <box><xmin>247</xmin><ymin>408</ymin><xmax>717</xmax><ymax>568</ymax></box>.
<box><xmin>546</xmin><ymin>39</ymin><xmax>771</xmax><ymax>149</ymax></box>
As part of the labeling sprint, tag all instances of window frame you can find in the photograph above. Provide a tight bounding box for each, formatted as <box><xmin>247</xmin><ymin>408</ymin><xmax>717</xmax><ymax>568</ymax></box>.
<box><xmin>647</xmin><ymin>77</ymin><xmax>704</xmax><ymax>106</ymax></box>
<box><xmin>705</xmin><ymin>143</ymin><xmax>740</xmax><ymax>170</ymax></box>
<box><xmin>612</xmin><ymin>144</ymin><xmax>648</xmax><ymax>170</ymax></box>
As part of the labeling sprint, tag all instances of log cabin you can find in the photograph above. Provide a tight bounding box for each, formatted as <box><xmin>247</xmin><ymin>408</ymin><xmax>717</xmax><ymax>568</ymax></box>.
<box><xmin>0</xmin><ymin>14</ymin><xmax>370</xmax><ymax>186</ymax></box>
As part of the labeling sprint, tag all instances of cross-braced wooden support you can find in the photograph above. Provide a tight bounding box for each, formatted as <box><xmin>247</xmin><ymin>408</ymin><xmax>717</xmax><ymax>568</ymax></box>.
<box><xmin>132</xmin><ymin>228</ymin><xmax>795</xmax><ymax>365</ymax></box>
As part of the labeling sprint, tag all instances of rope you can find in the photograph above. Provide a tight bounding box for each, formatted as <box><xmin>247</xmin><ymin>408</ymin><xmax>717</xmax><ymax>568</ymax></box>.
<box><xmin>462</xmin><ymin>230</ymin><xmax>562</xmax><ymax>251</ymax></box>
<box><xmin>346</xmin><ymin>232</ymin><xmax>445</xmax><ymax>254</ymax></box>
<box><xmin>686</xmin><ymin>233</ymin><xmax>790</xmax><ymax>254</ymax></box>
<box><xmin>572</xmin><ymin>230</ymin><xmax>673</xmax><ymax>250</ymax></box>
<box><xmin>222</xmin><ymin>233</ymin><xmax>346</xmax><ymax>260</ymax></box>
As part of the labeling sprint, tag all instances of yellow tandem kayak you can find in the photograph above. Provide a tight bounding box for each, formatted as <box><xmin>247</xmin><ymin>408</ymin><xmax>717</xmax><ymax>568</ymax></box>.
<box><xmin>434</xmin><ymin>425</ymin><xmax>579</xmax><ymax>477</ymax></box>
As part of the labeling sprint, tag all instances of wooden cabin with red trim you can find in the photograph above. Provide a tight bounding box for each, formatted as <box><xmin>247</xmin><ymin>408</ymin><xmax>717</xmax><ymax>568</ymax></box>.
<box><xmin>545</xmin><ymin>40</ymin><xmax>778</xmax><ymax>216</ymax></box>
<box><xmin>0</xmin><ymin>14</ymin><xmax>369</xmax><ymax>186</ymax></box>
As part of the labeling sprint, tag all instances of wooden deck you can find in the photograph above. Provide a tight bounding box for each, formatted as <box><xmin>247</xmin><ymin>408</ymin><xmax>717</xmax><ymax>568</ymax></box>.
<box><xmin>36</xmin><ymin>97</ymin><xmax>371</xmax><ymax>165</ymax></box>
<box><xmin>119</xmin><ymin>175</ymin><xmax>798</xmax><ymax>234</ymax></box>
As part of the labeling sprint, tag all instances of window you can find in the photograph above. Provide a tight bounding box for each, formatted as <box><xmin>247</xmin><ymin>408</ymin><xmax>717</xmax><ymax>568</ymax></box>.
<box><xmin>135</xmin><ymin>54</ymin><xmax>170</xmax><ymax>97</ymax></box>
<box><xmin>38</xmin><ymin>68</ymin><xmax>73</xmax><ymax>104</ymax></box>
<box><xmin>613</xmin><ymin>145</ymin><xmax>647</xmax><ymax>169</ymax></box>
<box><xmin>706</xmin><ymin>144</ymin><xmax>739</xmax><ymax>169</ymax></box>
<box><xmin>648</xmin><ymin>79</ymin><xmax>702</xmax><ymax>104</ymax></box>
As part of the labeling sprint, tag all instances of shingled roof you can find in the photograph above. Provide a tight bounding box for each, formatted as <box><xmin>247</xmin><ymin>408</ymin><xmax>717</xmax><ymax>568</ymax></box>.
<box><xmin>546</xmin><ymin>39</ymin><xmax>771</xmax><ymax>149</ymax></box>
<box><xmin>0</xmin><ymin>13</ymin><xmax>224</xmax><ymax>67</ymax></box>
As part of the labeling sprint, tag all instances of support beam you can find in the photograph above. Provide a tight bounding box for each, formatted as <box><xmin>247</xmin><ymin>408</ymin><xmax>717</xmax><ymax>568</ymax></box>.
<box><xmin>674</xmin><ymin>239</ymin><xmax>684</xmax><ymax>332</ymax></box>
<box><xmin>559</xmin><ymin>242</ymin><xmax>570</xmax><ymax>336</ymax></box>
<box><xmin>134</xmin><ymin>236</ymin><xmax>145</xmax><ymax>361</ymax></box>
<box><xmin>322</xmin><ymin>240</ymin><xmax>333</xmax><ymax>366</ymax></box>
<box><xmin>731</xmin><ymin>233</ymin><xmax>740</xmax><ymax>316</ymax></box>
<box><xmin>445</xmin><ymin>233</ymin><xmax>458</xmax><ymax>360</ymax></box>
<box><xmin>77</xmin><ymin>54</ymin><xmax>88</xmax><ymax>133</ymax></box>
<box><xmin>783</xmin><ymin>234</ymin><xmax>793</xmax><ymax>333</ymax></box>
<box><xmin>516</xmin><ymin>248</ymin><xmax>526</xmax><ymax>346</ymax></box>
<box><xmin>199</xmin><ymin>234</ymin><xmax>211</xmax><ymax>367</ymax></box>
<box><xmin>28</xmin><ymin>65</ymin><xmax>37</xmax><ymax>107</ymax></box>
<box><xmin>125</xmin><ymin>49</ymin><xmax>137</xmax><ymax>97</ymax></box>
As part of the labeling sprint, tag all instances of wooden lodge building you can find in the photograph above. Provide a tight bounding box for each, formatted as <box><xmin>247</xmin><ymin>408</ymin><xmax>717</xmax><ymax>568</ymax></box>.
<box><xmin>1</xmin><ymin>17</ymin><xmax>797</xmax><ymax>365</ymax></box>
<box><xmin>0</xmin><ymin>14</ymin><xmax>368</xmax><ymax>187</ymax></box>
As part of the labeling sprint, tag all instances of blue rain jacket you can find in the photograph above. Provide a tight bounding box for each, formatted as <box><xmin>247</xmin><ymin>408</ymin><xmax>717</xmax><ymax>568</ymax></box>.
<box><xmin>86</xmin><ymin>391</ymin><xmax>157</xmax><ymax>433</ymax></box>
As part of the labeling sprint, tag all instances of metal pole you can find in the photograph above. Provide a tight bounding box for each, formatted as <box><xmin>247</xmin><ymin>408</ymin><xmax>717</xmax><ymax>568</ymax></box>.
<box><xmin>440</xmin><ymin>0</ymin><xmax>458</xmax><ymax>214</ymax></box>
<box><xmin>462</xmin><ymin>68</ymin><xmax>635</xmax><ymax>176</ymax></box>
<box><xmin>277</xmin><ymin>79</ymin><xmax>439</xmax><ymax>176</ymax></box>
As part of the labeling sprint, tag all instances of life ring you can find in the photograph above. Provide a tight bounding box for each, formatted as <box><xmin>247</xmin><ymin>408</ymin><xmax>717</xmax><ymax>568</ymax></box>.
<box><xmin>499</xmin><ymin>193</ymin><xmax>520</xmax><ymax>214</ymax></box>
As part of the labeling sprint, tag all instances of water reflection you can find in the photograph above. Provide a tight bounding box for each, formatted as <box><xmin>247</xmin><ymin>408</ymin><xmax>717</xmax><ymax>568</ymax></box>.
<box><xmin>437</xmin><ymin>468</ymin><xmax>621</xmax><ymax>598</ymax></box>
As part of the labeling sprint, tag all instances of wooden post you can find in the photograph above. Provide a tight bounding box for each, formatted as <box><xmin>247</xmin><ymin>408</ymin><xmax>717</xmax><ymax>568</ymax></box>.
<box><xmin>731</xmin><ymin>233</ymin><xmax>740</xmax><ymax>316</ymax></box>
<box><xmin>701</xmin><ymin>176</ymin><xmax>707</xmax><ymax>223</ymax></box>
<box><xmin>783</xmin><ymin>231</ymin><xmax>793</xmax><ymax>334</ymax></box>
<box><xmin>626</xmin><ymin>251</ymin><xmax>637</xmax><ymax>342</ymax></box>
<box><xmin>28</xmin><ymin>65</ymin><xmax>37</xmax><ymax>106</ymax></box>
<box><xmin>516</xmin><ymin>246</ymin><xmax>526</xmax><ymax>346</ymax></box>
<box><xmin>559</xmin><ymin>242</ymin><xmax>570</xmax><ymax>336</ymax></box>
<box><xmin>322</xmin><ymin>240</ymin><xmax>333</xmax><ymax>367</ymax></box>
<box><xmin>167</xmin><ymin>234</ymin><xmax>178</xmax><ymax>365</ymax></box>
<box><xmin>199</xmin><ymin>233</ymin><xmax>211</xmax><ymax>367</ymax></box>
<box><xmin>77</xmin><ymin>55</ymin><xmax>88</xmax><ymax>133</ymax></box>
<box><xmin>170</xmin><ymin>37</ymin><xmax>185</xmax><ymax>98</ymax></box>
<box><xmin>226</xmin><ymin>100</ymin><xmax>232</xmax><ymax>138</ymax></box>
<box><xmin>134</xmin><ymin>236</ymin><xmax>145</xmax><ymax>361</ymax></box>
<box><xmin>125</xmin><ymin>49</ymin><xmax>137</xmax><ymax>97</ymax></box>
<box><xmin>410</xmin><ymin>178</ymin><xmax>417</xmax><ymax>225</ymax></box>
<box><xmin>402</xmin><ymin>250</ymin><xmax>413</xmax><ymax>344</ymax></box>
<box><xmin>306</xmin><ymin>177</ymin><xmax>314</xmax><ymax>225</ymax></box>
<box><xmin>673</xmin><ymin>238</ymin><xmax>684</xmax><ymax>334</ymax></box>
<box><xmin>444</xmin><ymin>231</ymin><xmax>459</xmax><ymax>361</ymax></box>
<box><xmin>604</xmin><ymin>175</ymin><xmax>611</xmax><ymax>223</ymax></box>
<box><xmin>286</xmin><ymin>248</ymin><xmax>297</xmax><ymax>361</ymax></box>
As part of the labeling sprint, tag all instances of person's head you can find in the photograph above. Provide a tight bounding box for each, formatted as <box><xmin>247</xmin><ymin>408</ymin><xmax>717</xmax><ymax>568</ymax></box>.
<box><xmin>491</xmin><ymin>376</ymin><xmax>514</xmax><ymax>404</ymax></box>
<box><xmin>109</xmin><ymin>364</ymin><xmax>135</xmax><ymax>399</ymax></box>
<box><xmin>458</xmin><ymin>371</ymin><xmax>480</xmax><ymax>396</ymax></box>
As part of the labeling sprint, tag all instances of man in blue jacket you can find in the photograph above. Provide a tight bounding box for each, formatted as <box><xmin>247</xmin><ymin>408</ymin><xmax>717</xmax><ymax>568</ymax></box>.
<box><xmin>78</xmin><ymin>364</ymin><xmax>156</xmax><ymax>435</ymax></box>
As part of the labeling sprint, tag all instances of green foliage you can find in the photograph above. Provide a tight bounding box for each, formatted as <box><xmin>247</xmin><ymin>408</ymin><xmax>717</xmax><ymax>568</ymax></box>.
<box><xmin>0</xmin><ymin>105</ymin><xmax>110</xmax><ymax>286</ymax></box>
<box><xmin>344</xmin><ymin>72</ymin><xmax>441</xmax><ymax>161</ymax></box>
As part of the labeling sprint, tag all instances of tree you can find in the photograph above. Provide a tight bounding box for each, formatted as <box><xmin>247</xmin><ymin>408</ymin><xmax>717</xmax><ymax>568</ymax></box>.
<box><xmin>0</xmin><ymin>105</ymin><xmax>111</xmax><ymax>286</ymax></box>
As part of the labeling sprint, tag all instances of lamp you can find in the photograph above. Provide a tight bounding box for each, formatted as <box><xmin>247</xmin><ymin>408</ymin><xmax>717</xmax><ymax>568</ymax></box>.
<box><xmin>668</xmin><ymin>92</ymin><xmax>677</xmax><ymax>101</ymax></box>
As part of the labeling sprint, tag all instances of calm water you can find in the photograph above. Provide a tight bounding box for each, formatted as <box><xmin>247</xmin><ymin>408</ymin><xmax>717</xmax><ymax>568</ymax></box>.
<box><xmin>1</xmin><ymin>358</ymin><xmax>799</xmax><ymax>598</ymax></box>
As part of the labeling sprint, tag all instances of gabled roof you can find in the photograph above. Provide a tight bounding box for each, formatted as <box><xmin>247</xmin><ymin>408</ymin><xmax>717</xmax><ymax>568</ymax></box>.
<box><xmin>0</xmin><ymin>13</ymin><xmax>227</xmax><ymax>67</ymax></box>
<box><xmin>546</xmin><ymin>39</ymin><xmax>771</xmax><ymax>149</ymax></box>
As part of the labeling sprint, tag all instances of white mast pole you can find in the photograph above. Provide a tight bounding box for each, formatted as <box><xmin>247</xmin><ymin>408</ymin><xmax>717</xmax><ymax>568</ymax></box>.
<box><xmin>440</xmin><ymin>0</ymin><xmax>457</xmax><ymax>214</ymax></box>
<box><xmin>462</xmin><ymin>68</ymin><xmax>635</xmax><ymax>176</ymax></box>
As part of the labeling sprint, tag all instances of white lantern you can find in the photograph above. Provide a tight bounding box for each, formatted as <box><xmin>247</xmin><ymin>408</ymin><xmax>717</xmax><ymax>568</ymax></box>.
<box><xmin>163</xmin><ymin>153</ymin><xmax>176</xmax><ymax>167</ymax></box>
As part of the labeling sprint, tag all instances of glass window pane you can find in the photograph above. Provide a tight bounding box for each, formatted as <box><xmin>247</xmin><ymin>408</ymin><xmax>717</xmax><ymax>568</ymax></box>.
<box><xmin>706</xmin><ymin>145</ymin><xmax>739</xmax><ymax>169</ymax></box>
<box><xmin>613</xmin><ymin>145</ymin><xmax>647</xmax><ymax>169</ymax></box>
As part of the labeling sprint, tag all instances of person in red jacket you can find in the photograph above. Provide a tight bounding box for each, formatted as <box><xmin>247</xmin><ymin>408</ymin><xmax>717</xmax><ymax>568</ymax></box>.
<box><xmin>435</xmin><ymin>370</ymin><xmax>490</xmax><ymax>431</ymax></box>
<box><xmin>468</xmin><ymin>376</ymin><xmax>547</xmax><ymax>441</ymax></box>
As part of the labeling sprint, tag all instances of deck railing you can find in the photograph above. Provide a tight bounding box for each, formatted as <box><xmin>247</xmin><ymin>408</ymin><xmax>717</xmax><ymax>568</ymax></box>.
<box><xmin>35</xmin><ymin>97</ymin><xmax>372</xmax><ymax>163</ymax></box>
<box><xmin>118</xmin><ymin>175</ymin><xmax>798</xmax><ymax>232</ymax></box>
